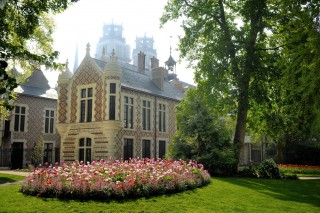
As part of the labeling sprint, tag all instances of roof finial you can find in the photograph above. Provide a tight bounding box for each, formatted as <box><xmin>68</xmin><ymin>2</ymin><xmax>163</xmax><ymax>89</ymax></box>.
<box><xmin>86</xmin><ymin>43</ymin><xmax>90</xmax><ymax>56</ymax></box>
<box><xmin>110</xmin><ymin>49</ymin><xmax>116</xmax><ymax>62</ymax></box>
<box><xmin>101</xmin><ymin>46</ymin><xmax>107</xmax><ymax>62</ymax></box>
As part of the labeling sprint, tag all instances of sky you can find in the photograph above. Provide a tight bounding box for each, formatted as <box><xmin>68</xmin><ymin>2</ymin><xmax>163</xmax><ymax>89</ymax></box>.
<box><xmin>46</xmin><ymin>0</ymin><xmax>195</xmax><ymax>87</ymax></box>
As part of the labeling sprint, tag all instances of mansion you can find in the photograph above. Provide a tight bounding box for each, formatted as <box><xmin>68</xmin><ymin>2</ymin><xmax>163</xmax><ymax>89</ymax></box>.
<box><xmin>0</xmin><ymin>23</ymin><xmax>190</xmax><ymax>169</ymax></box>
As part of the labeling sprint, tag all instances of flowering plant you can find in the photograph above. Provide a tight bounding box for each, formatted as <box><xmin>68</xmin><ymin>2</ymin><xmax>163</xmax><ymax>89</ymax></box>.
<box><xmin>20</xmin><ymin>158</ymin><xmax>211</xmax><ymax>200</ymax></box>
<box><xmin>278</xmin><ymin>164</ymin><xmax>320</xmax><ymax>176</ymax></box>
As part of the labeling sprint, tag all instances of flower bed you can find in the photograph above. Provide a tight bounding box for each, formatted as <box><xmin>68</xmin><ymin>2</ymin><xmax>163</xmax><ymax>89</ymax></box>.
<box><xmin>278</xmin><ymin>164</ymin><xmax>320</xmax><ymax>176</ymax></box>
<box><xmin>20</xmin><ymin>158</ymin><xmax>211</xmax><ymax>200</ymax></box>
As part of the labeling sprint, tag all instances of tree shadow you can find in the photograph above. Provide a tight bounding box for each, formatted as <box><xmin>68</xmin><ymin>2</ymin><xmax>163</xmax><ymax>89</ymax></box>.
<box><xmin>0</xmin><ymin>177</ymin><xmax>17</xmax><ymax>184</ymax></box>
<box><xmin>218</xmin><ymin>178</ymin><xmax>320</xmax><ymax>207</ymax></box>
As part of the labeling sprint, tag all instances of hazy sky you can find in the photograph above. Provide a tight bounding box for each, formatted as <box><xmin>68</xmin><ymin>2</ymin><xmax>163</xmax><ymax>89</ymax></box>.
<box><xmin>47</xmin><ymin>0</ymin><xmax>195</xmax><ymax>86</ymax></box>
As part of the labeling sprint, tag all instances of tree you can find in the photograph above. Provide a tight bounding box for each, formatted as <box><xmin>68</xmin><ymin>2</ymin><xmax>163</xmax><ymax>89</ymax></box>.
<box><xmin>161</xmin><ymin>0</ymin><xmax>275</xmax><ymax>171</ymax></box>
<box><xmin>169</xmin><ymin>88</ymin><xmax>235</xmax><ymax>176</ymax></box>
<box><xmin>32</xmin><ymin>136</ymin><xmax>44</xmax><ymax>167</ymax></box>
<box><xmin>0</xmin><ymin>0</ymin><xmax>78</xmax><ymax>113</ymax></box>
<box><xmin>248</xmin><ymin>0</ymin><xmax>320</xmax><ymax>162</ymax></box>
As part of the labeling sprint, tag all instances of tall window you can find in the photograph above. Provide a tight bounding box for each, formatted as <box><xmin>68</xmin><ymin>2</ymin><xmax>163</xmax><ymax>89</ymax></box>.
<box><xmin>124</xmin><ymin>96</ymin><xmax>134</xmax><ymax>128</ymax></box>
<box><xmin>109</xmin><ymin>83</ymin><xmax>116</xmax><ymax>120</ymax></box>
<box><xmin>79</xmin><ymin>138</ymin><xmax>92</xmax><ymax>163</ymax></box>
<box><xmin>45</xmin><ymin>110</ymin><xmax>55</xmax><ymax>133</ymax></box>
<box><xmin>142</xmin><ymin>100</ymin><xmax>151</xmax><ymax>131</ymax></box>
<box><xmin>159</xmin><ymin>140</ymin><xmax>166</xmax><ymax>159</ymax></box>
<box><xmin>80</xmin><ymin>88</ymin><xmax>93</xmax><ymax>122</ymax></box>
<box><xmin>142</xmin><ymin>140</ymin><xmax>151</xmax><ymax>158</ymax></box>
<box><xmin>14</xmin><ymin>106</ymin><xmax>26</xmax><ymax>132</ymax></box>
<box><xmin>43</xmin><ymin>143</ymin><xmax>53</xmax><ymax>164</ymax></box>
<box><xmin>158</xmin><ymin>104</ymin><xmax>166</xmax><ymax>132</ymax></box>
<box><xmin>124</xmin><ymin>138</ymin><xmax>133</xmax><ymax>160</ymax></box>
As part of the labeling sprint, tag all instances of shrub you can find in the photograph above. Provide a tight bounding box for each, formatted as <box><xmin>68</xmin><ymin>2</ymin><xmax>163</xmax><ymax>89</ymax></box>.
<box><xmin>258</xmin><ymin>159</ymin><xmax>281</xmax><ymax>179</ymax></box>
<box><xmin>238</xmin><ymin>167</ymin><xmax>258</xmax><ymax>178</ymax></box>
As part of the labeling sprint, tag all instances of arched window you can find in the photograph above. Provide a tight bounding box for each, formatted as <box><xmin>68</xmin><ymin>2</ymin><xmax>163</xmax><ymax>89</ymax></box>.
<box><xmin>79</xmin><ymin>138</ymin><xmax>92</xmax><ymax>163</ymax></box>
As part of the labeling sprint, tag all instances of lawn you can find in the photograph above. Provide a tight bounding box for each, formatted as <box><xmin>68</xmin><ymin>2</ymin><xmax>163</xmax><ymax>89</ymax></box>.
<box><xmin>0</xmin><ymin>173</ymin><xmax>25</xmax><ymax>184</ymax></box>
<box><xmin>0</xmin><ymin>175</ymin><xmax>319</xmax><ymax>213</ymax></box>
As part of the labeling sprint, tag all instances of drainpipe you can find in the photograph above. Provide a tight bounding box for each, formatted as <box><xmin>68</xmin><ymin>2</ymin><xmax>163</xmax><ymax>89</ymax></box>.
<box><xmin>154</xmin><ymin>96</ymin><xmax>157</xmax><ymax>159</ymax></box>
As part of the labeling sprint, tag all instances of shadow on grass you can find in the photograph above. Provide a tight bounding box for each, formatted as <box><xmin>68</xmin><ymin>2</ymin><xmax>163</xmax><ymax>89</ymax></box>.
<box><xmin>0</xmin><ymin>177</ymin><xmax>19</xmax><ymax>184</ymax></box>
<box><xmin>218</xmin><ymin>177</ymin><xmax>320</xmax><ymax>207</ymax></box>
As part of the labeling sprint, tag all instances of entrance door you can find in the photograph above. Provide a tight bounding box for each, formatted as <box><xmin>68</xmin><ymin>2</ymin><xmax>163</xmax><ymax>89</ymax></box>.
<box><xmin>11</xmin><ymin>142</ymin><xmax>24</xmax><ymax>169</ymax></box>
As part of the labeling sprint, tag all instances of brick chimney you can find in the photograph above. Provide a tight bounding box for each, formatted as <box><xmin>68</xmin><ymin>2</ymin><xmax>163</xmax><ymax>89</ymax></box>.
<box><xmin>138</xmin><ymin>51</ymin><xmax>145</xmax><ymax>74</ymax></box>
<box><xmin>152</xmin><ymin>67</ymin><xmax>165</xmax><ymax>90</ymax></box>
<box><xmin>151</xmin><ymin>56</ymin><xmax>159</xmax><ymax>69</ymax></box>
<box><xmin>171</xmin><ymin>79</ymin><xmax>184</xmax><ymax>92</ymax></box>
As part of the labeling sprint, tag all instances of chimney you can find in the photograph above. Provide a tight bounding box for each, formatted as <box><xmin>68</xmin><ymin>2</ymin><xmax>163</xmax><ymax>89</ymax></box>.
<box><xmin>171</xmin><ymin>79</ymin><xmax>184</xmax><ymax>92</ymax></box>
<box><xmin>151</xmin><ymin>56</ymin><xmax>159</xmax><ymax>69</ymax></box>
<box><xmin>138</xmin><ymin>51</ymin><xmax>145</xmax><ymax>74</ymax></box>
<box><xmin>152</xmin><ymin>67</ymin><xmax>165</xmax><ymax>90</ymax></box>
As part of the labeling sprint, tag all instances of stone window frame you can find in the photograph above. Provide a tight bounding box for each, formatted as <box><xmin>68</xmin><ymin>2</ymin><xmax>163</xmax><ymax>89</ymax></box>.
<box><xmin>43</xmin><ymin>108</ymin><xmax>56</xmax><ymax>134</ymax></box>
<box><xmin>12</xmin><ymin>104</ymin><xmax>29</xmax><ymax>133</ymax></box>
<box><xmin>141</xmin><ymin>98</ymin><xmax>153</xmax><ymax>131</ymax></box>
<box><xmin>77</xmin><ymin>84</ymin><xmax>96</xmax><ymax>123</ymax></box>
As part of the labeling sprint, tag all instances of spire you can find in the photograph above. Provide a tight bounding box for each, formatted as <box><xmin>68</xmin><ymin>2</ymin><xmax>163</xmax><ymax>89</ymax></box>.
<box><xmin>101</xmin><ymin>46</ymin><xmax>107</xmax><ymax>62</ymax></box>
<box><xmin>165</xmin><ymin>36</ymin><xmax>176</xmax><ymax>73</ymax></box>
<box><xmin>86</xmin><ymin>43</ymin><xmax>91</xmax><ymax>56</ymax></box>
<box><xmin>73</xmin><ymin>43</ymin><xmax>79</xmax><ymax>73</ymax></box>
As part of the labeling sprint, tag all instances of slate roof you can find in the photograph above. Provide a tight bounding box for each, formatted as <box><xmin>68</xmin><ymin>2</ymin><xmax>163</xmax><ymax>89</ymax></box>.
<box><xmin>93</xmin><ymin>58</ymin><xmax>187</xmax><ymax>101</ymax></box>
<box><xmin>14</xmin><ymin>69</ymin><xmax>57</xmax><ymax>99</ymax></box>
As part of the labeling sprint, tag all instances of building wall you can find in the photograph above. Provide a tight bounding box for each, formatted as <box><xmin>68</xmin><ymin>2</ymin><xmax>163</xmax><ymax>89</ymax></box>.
<box><xmin>1</xmin><ymin>95</ymin><xmax>59</xmax><ymax>167</ymax></box>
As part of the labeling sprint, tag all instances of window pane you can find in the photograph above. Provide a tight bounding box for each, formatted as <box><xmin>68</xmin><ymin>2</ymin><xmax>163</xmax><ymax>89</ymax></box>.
<box><xmin>45</xmin><ymin>118</ymin><xmax>49</xmax><ymax>133</ymax></box>
<box><xmin>80</xmin><ymin>138</ymin><xmax>84</xmax><ymax>147</ymax></box>
<box><xmin>142</xmin><ymin>108</ymin><xmax>146</xmax><ymax>130</ymax></box>
<box><xmin>81</xmin><ymin>89</ymin><xmax>86</xmax><ymax>98</ymax></box>
<box><xmin>79</xmin><ymin>149</ymin><xmax>84</xmax><ymax>162</ymax></box>
<box><xmin>129</xmin><ymin>105</ymin><xmax>133</xmax><ymax>128</ymax></box>
<box><xmin>87</xmin><ymin>100</ymin><xmax>92</xmax><ymax>122</ymax></box>
<box><xmin>88</xmin><ymin>88</ymin><xmax>93</xmax><ymax>97</ymax></box>
<box><xmin>21</xmin><ymin>107</ymin><xmax>25</xmax><ymax>114</ymax></box>
<box><xmin>14</xmin><ymin>115</ymin><xmax>19</xmax><ymax>131</ymax></box>
<box><xmin>46</xmin><ymin>110</ymin><xmax>49</xmax><ymax>117</ymax></box>
<box><xmin>110</xmin><ymin>83</ymin><xmax>116</xmax><ymax>94</ymax></box>
<box><xmin>109</xmin><ymin>96</ymin><xmax>116</xmax><ymax>120</ymax></box>
<box><xmin>143</xmin><ymin>100</ymin><xmax>146</xmax><ymax>107</ymax></box>
<box><xmin>15</xmin><ymin>106</ymin><xmax>20</xmax><ymax>113</ymax></box>
<box><xmin>142</xmin><ymin>140</ymin><xmax>150</xmax><ymax>158</ymax></box>
<box><xmin>163</xmin><ymin>112</ymin><xmax>166</xmax><ymax>132</ymax></box>
<box><xmin>86</xmin><ymin>138</ymin><xmax>92</xmax><ymax>146</ymax></box>
<box><xmin>147</xmin><ymin>109</ymin><xmax>151</xmax><ymax>130</ymax></box>
<box><xmin>50</xmin><ymin>118</ymin><xmax>54</xmax><ymax>133</ymax></box>
<box><xmin>50</xmin><ymin>110</ymin><xmax>54</xmax><ymax>117</ymax></box>
<box><xmin>80</xmin><ymin>100</ymin><xmax>86</xmax><ymax>122</ymax></box>
<box><xmin>130</xmin><ymin>97</ymin><xmax>133</xmax><ymax>105</ymax></box>
<box><xmin>86</xmin><ymin>149</ymin><xmax>91</xmax><ymax>162</ymax></box>
<box><xmin>20</xmin><ymin>115</ymin><xmax>25</xmax><ymax>132</ymax></box>
<box><xmin>124</xmin><ymin>139</ymin><xmax>133</xmax><ymax>160</ymax></box>
<box><xmin>159</xmin><ymin>141</ymin><xmax>166</xmax><ymax>159</ymax></box>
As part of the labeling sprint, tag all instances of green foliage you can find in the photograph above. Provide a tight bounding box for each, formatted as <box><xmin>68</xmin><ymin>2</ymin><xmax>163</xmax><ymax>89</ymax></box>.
<box><xmin>0</xmin><ymin>0</ymin><xmax>78</xmax><ymax>113</ymax></box>
<box><xmin>32</xmin><ymin>136</ymin><xmax>44</xmax><ymax>166</ymax></box>
<box><xmin>258</xmin><ymin>159</ymin><xmax>281</xmax><ymax>179</ymax></box>
<box><xmin>169</xmin><ymin>88</ymin><xmax>236</xmax><ymax>176</ymax></box>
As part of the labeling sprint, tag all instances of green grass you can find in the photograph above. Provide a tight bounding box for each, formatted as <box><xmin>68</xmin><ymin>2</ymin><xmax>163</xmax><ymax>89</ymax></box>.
<box><xmin>0</xmin><ymin>174</ymin><xmax>25</xmax><ymax>184</ymax></box>
<box><xmin>0</xmin><ymin>175</ymin><xmax>319</xmax><ymax>212</ymax></box>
